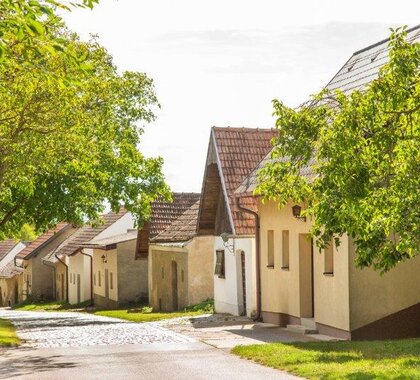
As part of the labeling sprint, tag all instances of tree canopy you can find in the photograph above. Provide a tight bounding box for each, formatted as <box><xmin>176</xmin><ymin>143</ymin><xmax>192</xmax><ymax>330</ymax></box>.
<box><xmin>0</xmin><ymin>4</ymin><xmax>170</xmax><ymax>238</ymax></box>
<box><xmin>257</xmin><ymin>27</ymin><xmax>420</xmax><ymax>273</ymax></box>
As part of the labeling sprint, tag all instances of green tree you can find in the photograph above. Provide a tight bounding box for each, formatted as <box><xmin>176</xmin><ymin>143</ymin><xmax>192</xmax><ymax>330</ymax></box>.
<box><xmin>18</xmin><ymin>224</ymin><xmax>37</xmax><ymax>242</ymax></box>
<box><xmin>257</xmin><ymin>27</ymin><xmax>420</xmax><ymax>273</ymax></box>
<box><xmin>0</xmin><ymin>24</ymin><xmax>170</xmax><ymax>239</ymax></box>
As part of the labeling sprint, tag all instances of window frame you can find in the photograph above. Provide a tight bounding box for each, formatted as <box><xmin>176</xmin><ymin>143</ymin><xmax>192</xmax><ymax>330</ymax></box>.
<box><xmin>214</xmin><ymin>249</ymin><xmax>225</xmax><ymax>278</ymax></box>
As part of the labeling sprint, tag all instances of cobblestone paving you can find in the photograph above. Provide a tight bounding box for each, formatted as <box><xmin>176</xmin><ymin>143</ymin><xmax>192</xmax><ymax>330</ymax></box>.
<box><xmin>0</xmin><ymin>309</ymin><xmax>194</xmax><ymax>348</ymax></box>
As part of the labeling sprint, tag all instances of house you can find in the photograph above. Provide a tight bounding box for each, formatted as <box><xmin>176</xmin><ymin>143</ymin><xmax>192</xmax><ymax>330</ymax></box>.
<box><xmin>197</xmin><ymin>127</ymin><xmax>277</xmax><ymax>317</ymax></box>
<box><xmin>49</xmin><ymin>209</ymin><xmax>135</xmax><ymax>305</ymax></box>
<box><xmin>149</xmin><ymin>201</ymin><xmax>213</xmax><ymax>312</ymax></box>
<box><xmin>235</xmin><ymin>27</ymin><xmax>420</xmax><ymax>340</ymax></box>
<box><xmin>0</xmin><ymin>240</ymin><xmax>26</xmax><ymax>306</ymax></box>
<box><xmin>16</xmin><ymin>223</ymin><xmax>76</xmax><ymax>301</ymax></box>
<box><xmin>83</xmin><ymin>193</ymin><xmax>200</xmax><ymax>308</ymax></box>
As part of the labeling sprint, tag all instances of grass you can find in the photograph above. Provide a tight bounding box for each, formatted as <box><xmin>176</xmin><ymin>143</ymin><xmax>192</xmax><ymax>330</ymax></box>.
<box><xmin>0</xmin><ymin>319</ymin><xmax>20</xmax><ymax>347</ymax></box>
<box><xmin>232</xmin><ymin>339</ymin><xmax>420</xmax><ymax>379</ymax></box>
<box><xmin>12</xmin><ymin>298</ymin><xmax>214</xmax><ymax>323</ymax></box>
<box><xmin>93</xmin><ymin>298</ymin><xmax>214</xmax><ymax>323</ymax></box>
<box><xmin>13</xmin><ymin>300</ymin><xmax>90</xmax><ymax>311</ymax></box>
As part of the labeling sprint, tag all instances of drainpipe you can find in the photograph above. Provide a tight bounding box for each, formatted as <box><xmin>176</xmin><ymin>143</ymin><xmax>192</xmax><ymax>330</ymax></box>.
<box><xmin>55</xmin><ymin>254</ymin><xmax>69</xmax><ymax>303</ymax></box>
<box><xmin>236</xmin><ymin>196</ymin><xmax>261</xmax><ymax>322</ymax></box>
<box><xmin>80</xmin><ymin>250</ymin><xmax>93</xmax><ymax>306</ymax></box>
<box><xmin>41</xmin><ymin>260</ymin><xmax>56</xmax><ymax>301</ymax></box>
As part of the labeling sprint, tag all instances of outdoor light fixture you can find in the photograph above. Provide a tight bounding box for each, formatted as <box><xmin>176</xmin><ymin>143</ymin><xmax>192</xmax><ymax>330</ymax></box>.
<box><xmin>221</xmin><ymin>232</ymin><xmax>235</xmax><ymax>253</ymax></box>
<box><xmin>292</xmin><ymin>205</ymin><xmax>306</xmax><ymax>222</ymax></box>
<box><xmin>101</xmin><ymin>254</ymin><xmax>107</xmax><ymax>264</ymax></box>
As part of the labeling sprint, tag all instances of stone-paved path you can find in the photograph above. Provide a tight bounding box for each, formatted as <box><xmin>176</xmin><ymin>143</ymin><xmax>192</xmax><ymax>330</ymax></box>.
<box><xmin>0</xmin><ymin>309</ymin><xmax>193</xmax><ymax>348</ymax></box>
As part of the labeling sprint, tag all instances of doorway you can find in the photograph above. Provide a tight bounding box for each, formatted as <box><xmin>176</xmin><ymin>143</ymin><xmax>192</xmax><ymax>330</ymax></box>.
<box><xmin>77</xmin><ymin>274</ymin><xmax>81</xmax><ymax>304</ymax></box>
<box><xmin>299</xmin><ymin>234</ymin><xmax>314</xmax><ymax>318</ymax></box>
<box><xmin>171</xmin><ymin>261</ymin><xmax>178</xmax><ymax>311</ymax></box>
<box><xmin>61</xmin><ymin>273</ymin><xmax>64</xmax><ymax>301</ymax></box>
<box><xmin>240</xmin><ymin>251</ymin><xmax>247</xmax><ymax>316</ymax></box>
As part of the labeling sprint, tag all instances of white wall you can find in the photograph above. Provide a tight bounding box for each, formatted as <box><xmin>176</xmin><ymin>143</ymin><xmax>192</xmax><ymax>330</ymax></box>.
<box><xmin>213</xmin><ymin>236</ymin><xmax>256</xmax><ymax>317</ymax></box>
<box><xmin>0</xmin><ymin>242</ymin><xmax>26</xmax><ymax>269</ymax></box>
<box><xmin>95</xmin><ymin>212</ymin><xmax>135</xmax><ymax>240</ymax></box>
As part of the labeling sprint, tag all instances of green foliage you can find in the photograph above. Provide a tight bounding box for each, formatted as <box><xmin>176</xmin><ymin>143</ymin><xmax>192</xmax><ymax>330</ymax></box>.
<box><xmin>232</xmin><ymin>339</ymin><xmax>420</xmax><ymax>379</ymax></box>
<box><xmin>18</xmin><ymin>224</ymin><xmax>37</xmax><ymax>241</ymax></box>
<box><xmin>257</xmin><ymin>26</ymin><xmax>420</xmax><ymax>272</ymax></box>
<box><xmin>0</xmin><ymin>21</ymin><xmax>170</xmax><ymax>237</ymax></box>
<box><xmin>184</xmin><ymin>298</ymin><xmax>214</xmax><ymax>313</ymax></box>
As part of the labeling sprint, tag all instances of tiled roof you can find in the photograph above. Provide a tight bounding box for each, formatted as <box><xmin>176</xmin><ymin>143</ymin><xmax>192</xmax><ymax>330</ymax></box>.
<box><xmin>83</xmin><ymin>230</ymin><xmax>138</xmax><ymax>249</ymax></box>
<box><xmin>0</xmin><ymin>240</ymin><xmax>19</xmax><ymax>262</ymax></box>
<box><xmin>212</xmin><ymin>127</ymin><xmax>277</xmax><ymax>235</ymax></box>
<box><xmin>238</xmin><ymin>26</ymin><xmax>420</xmax><ymax>195</ymax></box>
<box><xmin>0</xmin><ymin>260</ymin><xmax>23</xmax><ymax>279</ymax></box>
<box><xmin>325</xmin><ymin>25</ymin><xmax>420</xmax><ymax>95</ymax></box>
<box><xmin>152</xmin><ymin>201</ymin><xmax>200</xmax><ymax>243</ymax></box>
<box><xmin>52</xmin><ymin>209</ymin><xmax>128</xmax><ymax>257</ymax></box>
<box><xmin>17</xmin><ymin>223</ymin><xmax>70</xmax><ymax>260</ymax></box>
<box><xmin>149</xmin><ymin>193</ymin><xmax>201</xmax><ymax>237</ymax></box>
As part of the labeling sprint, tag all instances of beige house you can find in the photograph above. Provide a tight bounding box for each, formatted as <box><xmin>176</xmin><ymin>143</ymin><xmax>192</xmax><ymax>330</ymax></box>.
<box><xmin>235</xmin><ymin>28</ymin><xmax>420</xmax><ymax>340</ymax></box>
<box><xmin>0</xmin><ymin>240</ymin><xmax>26</xmax><ymax>306</ymax></box>
<box><xmin>16</xmin><ymin>223</ymin><xmax>76</xmax><ymax>301</ymax></box>
<box><xmin>49</xmin><ymin>210</ymin><xmax>136</xmax><ymax>305</ymax></box>
<box><xmin>82</xmin><ymin>231</ymin><xmax>146</xmax><ymax>308</ymax></box>
<box><xmin>149</xmin><ymin>201</ymin><xmax>214</xmax><ymax>312</ymax></box>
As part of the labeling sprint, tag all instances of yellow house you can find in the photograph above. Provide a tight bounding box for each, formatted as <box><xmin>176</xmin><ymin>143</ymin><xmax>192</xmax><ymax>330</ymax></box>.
<box><xmin>0</xmin><ymin>240</ymin><xmax>26</xmax><ymax>306</ymax></box>
<box><xmin>234</xmin><ymin>27</ymin><xmax>420</xmax><ymax>340</ymax></box>
<box><xmin>149</xmin><ymin>201</ymin><xmax>214</xmax><ymax>312</ymax></box>
<box><xmin>16</xmin><ymin>223</ymin><xmax>76</xmax><ymax>301</ymax></box>
<box><xmin>82</xmin><ymin>231</ymin><xmax>146</xmax><ymax>308</ymax></box>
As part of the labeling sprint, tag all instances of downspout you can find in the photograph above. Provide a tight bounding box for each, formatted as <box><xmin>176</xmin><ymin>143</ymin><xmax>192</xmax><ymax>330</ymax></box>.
<box><xmin>41</xmin><ymin>260</ymin><xmax>56</xmax><ymax>301</ymax></box>
<box><xmin>80</xmin><ymin>250</ymin><xmax>93</xmax><ymax>306</ymax></box>
<box><xmin>55</xmin><ymin>254</ymin><xmax>69</xmax><ymax>303</ymax></box>
<box><xmin>236</xmin><ymin>196</ymin><xmax>262</xmax><ymax>322</ymax></box>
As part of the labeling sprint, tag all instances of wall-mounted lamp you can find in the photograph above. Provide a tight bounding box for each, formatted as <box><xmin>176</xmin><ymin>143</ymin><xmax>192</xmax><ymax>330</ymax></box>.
<box><xmin>221</xmin><ymin>232</ymin><xmax>235</xmax><ymax>253</ymax></box>
<box><xmin>292</xmin><ymin>205</ymin><xmax>306</xmax><ymax>222</ymax></box>
<box><xmin>101</xmin><ymin>254</ymin><xmax>107</xmax><ymax>264</ymax></box>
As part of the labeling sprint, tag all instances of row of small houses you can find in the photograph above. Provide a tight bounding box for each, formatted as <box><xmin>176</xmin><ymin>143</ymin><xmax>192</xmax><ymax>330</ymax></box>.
<box><xmin>0</xmin><ymin>27</ymin><xmax>419</xmax><ymax>341</ymax></box>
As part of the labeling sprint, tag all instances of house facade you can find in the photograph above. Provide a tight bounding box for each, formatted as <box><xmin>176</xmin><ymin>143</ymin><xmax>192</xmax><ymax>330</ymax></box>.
<box><xmin>50</xmin><ymin>210</ymin><xmax>135</xmax><ymax>305</ymax></box>
<box><xmin>0</xmin><ymin>240</ymin><xmax>26</xmax><ymax>306</ymax></box>
<box><xmin>234</xmin><ymin>27</ymin><xmax>420</xmax><ymax>339</ymax></box>
<box><xmin>16</xmin><ymin>223</ymin><xmax>76</xmax><ymax>302</ymax></box>
<box><xmin>149</xmin><ymin>201</ymin><xmax>214</xmax><ymax>312</ymax></box>
<box><xmin>197</xmin><ymin>127</ymin><xmax>276</xmax><ymax>317</ymax></box>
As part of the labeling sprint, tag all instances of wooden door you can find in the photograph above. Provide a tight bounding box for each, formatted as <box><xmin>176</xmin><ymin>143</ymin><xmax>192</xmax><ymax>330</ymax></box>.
<box><xmin>77</xmin><ymin>274</ymin><xmax>81</xmax><ymax>304</ymax></box>
<box><xmin>171</xmin><ymin>261</ymin><xmax>178</xmax><ymax>311</ymax></box>
<box><xmin>61</xmin><ymin>274</ymin><xmax>64</xmax><ymax>301</ymax></box>
<box><xmin>241</xmin><ymin>251</ymin><xmax>247</xmax><ymax>316</ymax></box>
<box><xmin>105</xmin><ymin>269</ymin><xmax>109</xmax><ymax>299</ymax></box>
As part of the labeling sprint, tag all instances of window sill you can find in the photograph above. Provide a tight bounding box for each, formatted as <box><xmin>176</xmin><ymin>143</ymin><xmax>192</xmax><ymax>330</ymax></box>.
<box><xmin>216</xmin><ymin>275</ymin><xmax>225</xmax><ymax>279</ymax></box>
<box><xmin>281</xmin><ymin>266</ymin><xmax>290</xmax><ymax>271</ymax></box>
<box><xmin>323</xmin><ymin>272</ymin><xmax>334</xmax><ymax>276</ymax></box>
<box><xmin>266</xmin><ymin>265</ymin><xmax>274</xmax><ymax>269</ymax></box>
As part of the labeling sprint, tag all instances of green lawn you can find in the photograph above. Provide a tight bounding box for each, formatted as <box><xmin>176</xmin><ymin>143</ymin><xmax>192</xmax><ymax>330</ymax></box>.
<box><xmin>0</xmin><ymin>319</ymin><xmax>20</xmax><ymax>347</ymax></box>
<box><xmin>232</xmin><ymin>339</ymin><xmax>420</xmax><ymax>379</ymax></box>
<box><xmin>93</xmin><ymin>299</ymin><xmax>214</xmax><ymax>323</ymax></box>
<box><xmin>13</xmin><ymin>298</ymin><xmax>214</xmax><ymax>323</ymax></box>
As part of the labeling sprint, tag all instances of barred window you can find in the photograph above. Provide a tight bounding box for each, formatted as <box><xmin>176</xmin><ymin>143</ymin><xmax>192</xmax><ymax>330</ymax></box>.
<box><xmin>214</xmin><ymin>250</ymin><xmax>225</xmax><ymax>278</ymax></box>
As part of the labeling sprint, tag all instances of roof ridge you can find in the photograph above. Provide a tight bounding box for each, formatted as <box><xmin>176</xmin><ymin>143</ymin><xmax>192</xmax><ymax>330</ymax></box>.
<box><xmin>212</xmin><ymin>126</ymin><xmax>276</xmax><ymax>132</ymax></box>
<box><xmin>353</xmin><ymin>24</ymin><xmax>420</xmax><ymax>56</ymax></box>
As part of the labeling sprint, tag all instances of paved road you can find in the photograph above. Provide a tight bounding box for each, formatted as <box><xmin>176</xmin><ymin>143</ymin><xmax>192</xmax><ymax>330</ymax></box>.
<box><xmin>0</xmin><ymin>309</ymin><xmax>299</xmax><ymax>379</ymax></box>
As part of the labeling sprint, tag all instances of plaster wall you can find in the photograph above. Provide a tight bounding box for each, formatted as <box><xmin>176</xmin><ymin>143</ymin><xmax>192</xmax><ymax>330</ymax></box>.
<box><xmin>213</xmin><ymin>236</ymin><xmax>255</xmax><ymax>317</ymax></box>
<box><xmin>67</xmin><ymin>251</ymin><xmax>91</xmax><ymax>304</ymax></box>
<box><xmin>349</xmin><ymin>241</ymin><xmax>420</xmax><ymax>330</ymax></box>
<box><xmin>93</xmin><ymin>248</ymin><xmax>118</xmax><ymax>303</ymax></box>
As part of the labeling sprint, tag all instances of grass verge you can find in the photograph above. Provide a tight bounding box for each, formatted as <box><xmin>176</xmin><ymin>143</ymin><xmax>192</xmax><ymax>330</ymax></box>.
<box><xmin>0</xmin><ymin>319</ymin><xmax>20</xmax><ymax>347</ymax></box>
<box><xmin>232</xmin><ymin>339</ymin><xmax>420</xmax><ymax>379</ymax></box>
<box><xmin>93</xmin><ymin>299</ymin><xmax>214</xmax><ymax>323</ymax></box>
<box><xmin>12</xmin><ymin>300</ymin><xmax>90</xmax><ymax>311</ymax></box>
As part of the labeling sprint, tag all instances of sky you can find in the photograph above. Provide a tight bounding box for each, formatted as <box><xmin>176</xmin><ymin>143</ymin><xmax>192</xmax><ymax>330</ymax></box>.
<box><xmin>63</xmin><ymin>0</ymin><xmax>420</xmax><ymax>192</ymax></box>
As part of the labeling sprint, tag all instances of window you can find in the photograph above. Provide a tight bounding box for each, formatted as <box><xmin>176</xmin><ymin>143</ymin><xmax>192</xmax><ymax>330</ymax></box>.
<box><xmin>110</xmin><ymin>272</ymin><xmax>113</xmax><ymax>290</ymax></box>
<box><xmin>282</xmin><ymin>230</ymin><xmax>290</xmax><ymax>269</ymax></box>
<box><xmin>181</xmin><ymin>270</ymin><xmax>184</xmax><ymax>283</ymax></box>
<box><xmin>214</xmin><ymin>250</ymin><xmax>225</xmax><ymax>278</ymax></box>
<box><xmin>324</xmin><ymin>241</ymin><xmax>334</xmax><ymax>275</ymax></box>
<box><xmin>267</xmin><ymin>230</ymin><xmax>274</xmax><ymax>267</ymax></box>
<box><xmin>161</xmin><ymin>267</ymin><xmax>164</xmax><ymax>279</ymax></box>
<box><xmin>98</xmin><ymin>271</ymin><xmax>101</xmax><ymax>287</ymax></box>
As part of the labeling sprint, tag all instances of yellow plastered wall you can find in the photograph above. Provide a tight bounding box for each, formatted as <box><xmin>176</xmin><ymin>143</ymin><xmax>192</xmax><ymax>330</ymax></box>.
<box><xmin>93</xmin><ymin>248</ymin><xmax>118</xmax><ymax>302</ymax></box>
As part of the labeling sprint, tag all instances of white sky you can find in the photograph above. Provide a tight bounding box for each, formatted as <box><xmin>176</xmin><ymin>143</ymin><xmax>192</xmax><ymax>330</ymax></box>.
<box><xmin>63</xmin><ymin>0</ymin><xmax>420</xmax><ymax>192</ymax></box>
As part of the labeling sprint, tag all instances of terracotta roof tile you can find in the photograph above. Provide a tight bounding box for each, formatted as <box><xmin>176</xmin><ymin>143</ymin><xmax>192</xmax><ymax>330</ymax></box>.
<box><xmin>212</xmin><ymin>127</ymin><xmax>277</xmax><ymax>235</ymax></box>
<box><xmin>152</xmin><ymin>201</ymin><xmax>200</xmax><ymax>243</ymax></box>
<box><xmin>17</xmin><ymin>223</ymin><xmax>70</xmax><ymax>260</ymax></box>
<box><xmin>52</xmin><ymin>209</ymin><xmax>128</xmax><ymax>257</ymax></box>
<box><xmin>0</xmin><ymin>240</ymin><xmax>19</xmax><ymax>262</ymax></box>
<box><xmin>149</xmin><ymin>193</ymin><xmax>200</xmax><ymax>237</ymax></box>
